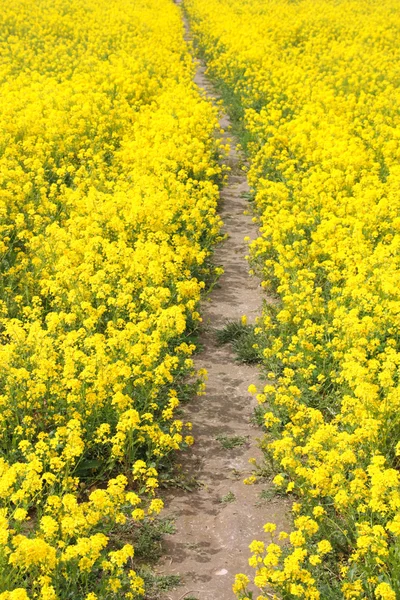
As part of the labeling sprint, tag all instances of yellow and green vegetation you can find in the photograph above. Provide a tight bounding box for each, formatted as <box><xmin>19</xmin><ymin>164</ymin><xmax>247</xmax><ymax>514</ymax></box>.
<box><xmin>0</xmin><ymin>0</ymin><xmax>223</xmax><ymax>597</ymax></box>
<box><xmin>184</xmin><ymin>0</ymin><xmax>400</xmax><ymax>598</ymax></box>
<box><xmin>4</xmin><ymin>0</ymin><xmax>400</xmax><ymax>596</ymax></box>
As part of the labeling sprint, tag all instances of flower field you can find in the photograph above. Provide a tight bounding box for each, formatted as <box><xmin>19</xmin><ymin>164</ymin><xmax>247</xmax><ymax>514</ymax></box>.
<box><xmin>0</xmin><ymin>0</ymin><xmax>223</xmax><ymax>597</ymax></box>
<box><xmin>184</xmin><ymin>0</ymin><xmax>400</xmax><ymax>598</ymax></box>
<box><xmin>4</xmin><ymin>0</ymin><xmax>400</xmax><ymax>596</ymax></box>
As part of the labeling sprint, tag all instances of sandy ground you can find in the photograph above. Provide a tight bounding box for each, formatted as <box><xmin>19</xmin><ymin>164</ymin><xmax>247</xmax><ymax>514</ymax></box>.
<box><xmin>157</xmin><ymin>5</ymin><xmax>289</xmax><ymax>599</ymax></box>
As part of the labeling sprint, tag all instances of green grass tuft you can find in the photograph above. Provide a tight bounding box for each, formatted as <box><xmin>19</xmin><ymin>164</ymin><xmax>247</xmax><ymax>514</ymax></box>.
<box><xmin>216</xmin><ymin>320</ymin><xmax>263</xmax><ymax>364</ymax></box>
<box><xmin>219</xmin><ymin>491</ymin><xmax>236</xmax><ymax>503</ymax></box>
<box><xmin>138</xmin><ymin>567</ymin><xmax>181</xmax><ymax>599</ymax></box>
<box><xmin>216</xmin><ymin>434</ymin><xmax>248</xmax><ymax>449</ymax></box>
<box><xmin>216</xmin><ymin>320</ymin><xmax>251</xmax><ymax>344</ymax></box>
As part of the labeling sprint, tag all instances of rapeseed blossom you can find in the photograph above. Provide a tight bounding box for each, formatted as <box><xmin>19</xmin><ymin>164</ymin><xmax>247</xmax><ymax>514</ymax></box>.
<box><xmin>185</xmin><ymin>0</ymin><xmax>400</xmax><ymax>597</ymax></box>
<box><xmin>0</xmin><ymin>0</ymin><xmax>223</xmax><ymax>596</ymax></box>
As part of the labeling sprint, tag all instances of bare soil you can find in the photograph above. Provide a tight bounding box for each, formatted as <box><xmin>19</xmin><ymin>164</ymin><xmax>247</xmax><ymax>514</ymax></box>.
<box><xmin>157</xmin><ymin>5</ymin><xmax>289</xmax><ymax>599</ymax></box>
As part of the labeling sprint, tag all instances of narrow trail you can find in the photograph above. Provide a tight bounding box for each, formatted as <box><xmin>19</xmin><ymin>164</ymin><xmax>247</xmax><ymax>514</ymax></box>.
<box><xmin>158</xmin><ymin>5</ymin><xmax>289</xmax><ymax>599</ymax></box>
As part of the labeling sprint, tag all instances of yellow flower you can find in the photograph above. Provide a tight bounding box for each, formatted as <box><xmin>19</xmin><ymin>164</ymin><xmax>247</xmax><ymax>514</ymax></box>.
<box><xmin>289</xmin><ymin>530</ymin><xmax>306</xmax><ymax>547</ymax></box>
<box><xmin>312</xmin><ymin>506</ymin><xmax>325</xmax><ymax>518</ymax></box>
<box><xmin>131</xmin><ymin>509</ymin><xmax>145</xmax><ymax>521</ymax></box>
<box><xmin>375</xmin><ymin>582</ymin><xmax>396</xmax><ymax>600</ymax></box>
<box><xmin>244</xmin><ymin>476</ymin><xmax>257</xmax><ymax>485</ymax></box>
<box><xmin>13</xmin><ymin>509</ymin><xmax>27</xmax><ymax>522</ymax></box>
<box><xmin>148</xmin><ymin>499</ymin><xmax>164</xmax><ymax>515</ymax></box>
<box><xmin>0</xmin><ymin>591</ymin><xmax>31</xmax><ymax>600</ymax></box>
<box><xmin>108</xmin><ymin>544</ymin><xmax>134</xmax><ymax>567</ymax></box>
<box><xmin>38</xmin><ymin>585</ymin><xmax>57</xmax><ymax>600</ymax></box>
<box><xmin>39</xmin><ymin>516</ymin><xmax>58</xmax><ymax>539</ymax></box>
<box><xmin>249</xmin><ymin>540</ymin><xmax>265</xmax><ymax>554</ymax></box>
<box><xmin>9</xmin><ymin>537</ymin><xmax>57</xmax><ymax>571</ymax></box>
<box><xmin>272</xmin><ymin>474</ymin><xmax>284</xmax><ymax>487</ymax></box>
<box><xmin>263</xmin><ymin>523</ymin><xmax>276</xmax><ymax>534</ymax></box>
<box><xmin>317</xmin><ymin>540</ymin><xmax>332</xmax><ymax>555</ymax></box>
<box><xmin>232</xmin><ymin>573</ymin><xmax>250</xmax><ymax>594</ymax></box>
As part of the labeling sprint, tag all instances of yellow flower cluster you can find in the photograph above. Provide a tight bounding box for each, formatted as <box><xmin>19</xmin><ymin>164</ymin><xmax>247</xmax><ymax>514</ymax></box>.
<box><xmin>185</xmin><ymin>0</ymin><xmax>400</xmax><ymax>598</ymax></box>
<box><xmin>0</xmin><ymin>0</ymin><xmax>222</xmax><ymax>597</ymax></box>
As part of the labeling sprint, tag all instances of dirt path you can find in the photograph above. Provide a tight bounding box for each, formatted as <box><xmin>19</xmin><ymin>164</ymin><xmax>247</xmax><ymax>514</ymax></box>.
<box><xmin>157</xmin><ymin>5</ymin><xmax>289</xmax><ymax>599</ymax></box>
